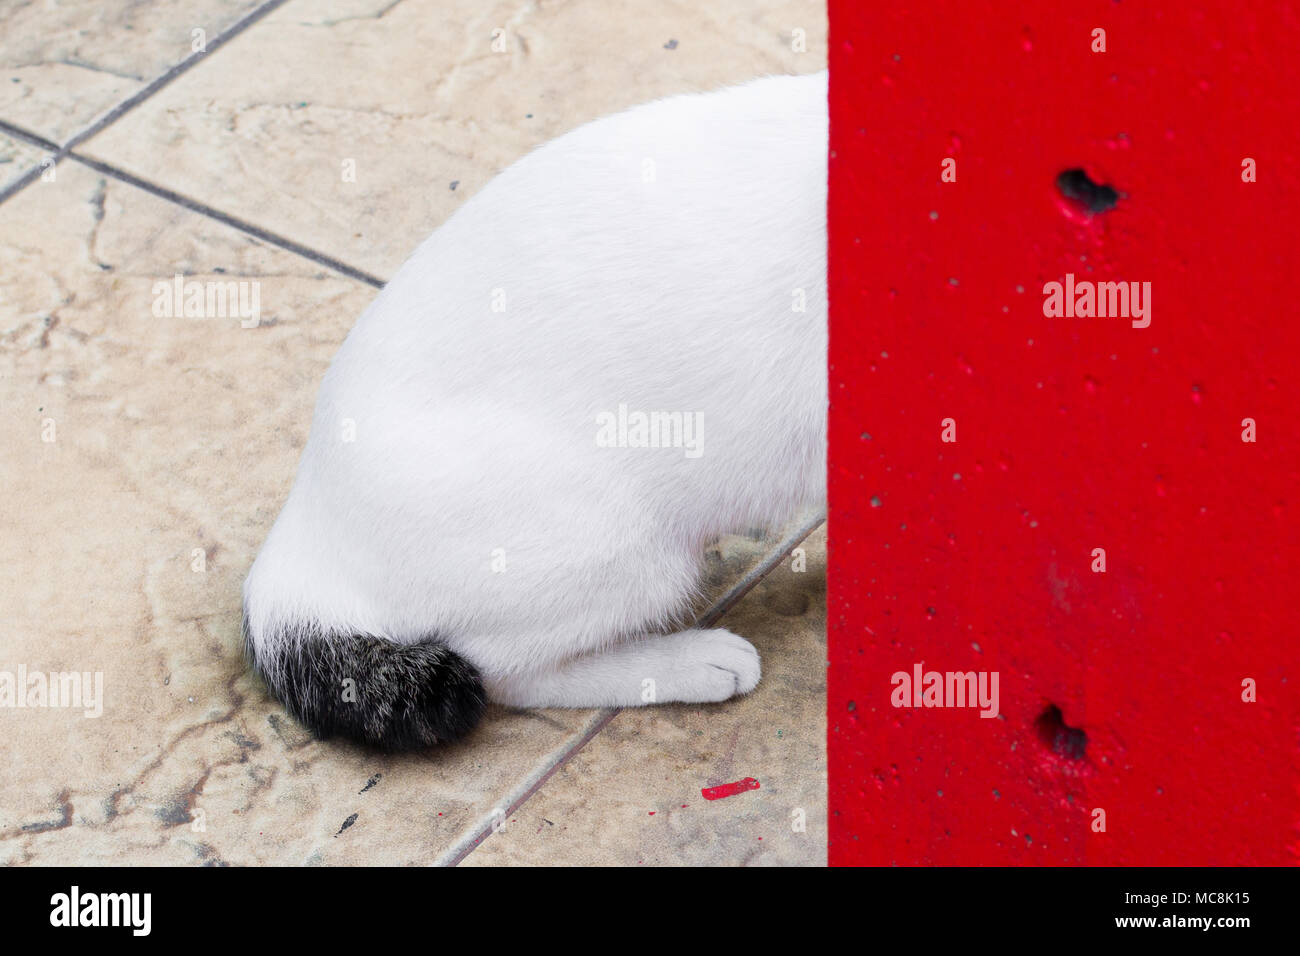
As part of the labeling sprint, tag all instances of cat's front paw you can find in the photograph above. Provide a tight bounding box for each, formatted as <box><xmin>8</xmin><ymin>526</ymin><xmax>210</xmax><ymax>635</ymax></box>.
<box><xmin>664</xmin><ymin>628</ymin><xmax>762</xmax><ymax>703</ymax></box>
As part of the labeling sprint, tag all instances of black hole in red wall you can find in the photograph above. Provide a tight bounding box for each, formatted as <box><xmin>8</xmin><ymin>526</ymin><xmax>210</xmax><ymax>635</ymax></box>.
<box><xmin>1056</xmin><ymin>168</ymin><xmax>1120</xmax><ymax>213</ymax></box>
<box><xmin>1035</xmin><ymin>704</ymin><xmax>1088</xmax><ymax>760</ymax></box>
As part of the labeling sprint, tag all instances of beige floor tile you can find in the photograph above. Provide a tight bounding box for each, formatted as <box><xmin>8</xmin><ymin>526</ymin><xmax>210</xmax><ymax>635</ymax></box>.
<box><xmin>80</xmin><ymin>0</ymin><xmax>827</xmax><ymax>278</ymax></box>
<box><xmin>0</xmin><ymin>0</ymin><xmax>265</xmax><ymax>143</ymax></box>
<box><xmin>0</xmin><ymin>161</ymin><xmax>597</xmax><ymax>865</ymax></box>
<box><xmin>0</xmin><ymin>131</ymin><xmax>50</xmax><ymax>192</ymax></box>
<box><xmin>0</xmin><ymin>161</ymin><xmax>823</xmax><ymax>864</ymax></box>
<box><xmin>459</xmin><ymin>527</ymin><xmax>827</xmax><ymax>867</ymax></box>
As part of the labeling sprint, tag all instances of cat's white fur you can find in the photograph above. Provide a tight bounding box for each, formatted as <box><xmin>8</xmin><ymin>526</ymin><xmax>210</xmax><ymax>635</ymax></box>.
<box><xmin>243</xmin><ymin>71</ymin><xmax>827</xmax><ymax>743</ymax></box>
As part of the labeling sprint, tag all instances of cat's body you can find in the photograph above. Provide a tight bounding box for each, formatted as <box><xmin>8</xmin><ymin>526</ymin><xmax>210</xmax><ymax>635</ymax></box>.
<box><xmin>243</xmin><ymin>70</ymin><xmax>828</xmax><ymax>749</ymax></box>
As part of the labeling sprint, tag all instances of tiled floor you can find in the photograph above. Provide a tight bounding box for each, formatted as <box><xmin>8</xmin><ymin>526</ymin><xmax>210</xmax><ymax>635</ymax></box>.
<box><xmin>0</xmin><ymin>0</ymin><xmax>827</xmax><ymax>866</ymax></box>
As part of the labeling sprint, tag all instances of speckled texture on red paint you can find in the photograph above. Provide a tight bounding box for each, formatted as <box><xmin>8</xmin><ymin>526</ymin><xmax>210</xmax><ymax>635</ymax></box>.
<box><xmin>828</xmin><ymin>1</ymin><xmax>1299</xmax><ymax>865</ymax></box>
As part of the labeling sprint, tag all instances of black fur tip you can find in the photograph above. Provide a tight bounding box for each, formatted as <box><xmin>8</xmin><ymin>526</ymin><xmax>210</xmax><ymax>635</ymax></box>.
<box><xmin>252</xmin><ymin>627</ymin><xmax>486</xmax><ymax>751</ymax></box>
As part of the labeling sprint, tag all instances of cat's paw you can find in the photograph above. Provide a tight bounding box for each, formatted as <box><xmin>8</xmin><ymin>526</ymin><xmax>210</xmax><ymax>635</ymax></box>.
<box><xmin>663</xmin><ymin>628</ymin><xmax>762</xmax><ymax>703</ymax></box>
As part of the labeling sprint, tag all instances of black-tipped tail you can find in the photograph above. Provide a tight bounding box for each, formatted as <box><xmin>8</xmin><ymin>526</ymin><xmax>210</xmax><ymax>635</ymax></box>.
<box><xmin>246</xmin><ymin>621</ymin><xmax>486</xmax><ymax>751</ymax></box>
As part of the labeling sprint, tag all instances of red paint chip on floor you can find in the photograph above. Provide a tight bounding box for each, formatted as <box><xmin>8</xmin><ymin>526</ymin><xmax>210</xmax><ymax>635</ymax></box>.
<box><xmin>702</xmin><ymin>777</ymin><xmax>761</xmax><ymax>801</ymax></box>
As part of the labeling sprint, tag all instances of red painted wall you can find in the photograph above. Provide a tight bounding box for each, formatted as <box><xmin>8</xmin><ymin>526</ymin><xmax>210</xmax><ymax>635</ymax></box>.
<box><xmin>828</xmin><ymin>0</ymin><xmax>1299</xmax><ymax>865</ymax></box>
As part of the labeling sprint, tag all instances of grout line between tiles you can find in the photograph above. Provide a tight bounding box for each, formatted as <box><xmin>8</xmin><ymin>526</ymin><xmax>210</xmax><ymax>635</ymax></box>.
<box><xmin>0</xmin><ymin>1</ymin><xmax>390</xmax><ymax>288</ymax></box>
<box><xmin>69</xmin><ymin>151</ymin><xmax>387</xmax><ymax>287</ymax></box>
<box><xmin>0</xmin><ymin>122</ymin><xmax>58</xmax><ymax>153</ymax></box>
<box><xmin>436</xmin><ymin>511</ymin><xmax>827</xmax><ymax>867</ymax></box>
<box><xmin>0</xmin><ymin>119</ymin><xmax>386</xmax><ymax>288</ymax></box>
<box><xmin>0</xmin><ymin>126</ymin><xmax>56</xmax><ymax>205</ymax></box>
<box><xmin>61</xmin><ymin>0</ymin><xmax>294</xmax><ymax>155</ymax></box>
<box><xmin>0</xmin><ymin>0</ymin><xmax>291</xmax><ymax>206</ymax></box>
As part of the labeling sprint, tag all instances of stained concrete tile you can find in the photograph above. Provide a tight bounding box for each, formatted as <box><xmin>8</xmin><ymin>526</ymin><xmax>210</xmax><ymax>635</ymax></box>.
<box><xmin>80</xmin><ymin>0</ymin><xmax>828</xmax><ymax>277</ymax></box>
<box><xmin>0</xmin><ymin>161</ymin><xmax>600</xmax><ymax>865</ymax></box>
<box><xmin>0</xmin><ymin>162</ymin><xmax>823</xmax><ymax>864</ymax></box>
<box><xmin>0</xmin><ymin>0</ymin><xmax>264</xmax><ymax>143</ymax></box>
<box><xmin>459</xmin><ymin>527</ymin><xmax>827</xmax><ymax>866</ymax></box>
<box><xmin>0</xmin><ymin>131</ymin><xmax>50</xmax><ymax>192</ymax></box>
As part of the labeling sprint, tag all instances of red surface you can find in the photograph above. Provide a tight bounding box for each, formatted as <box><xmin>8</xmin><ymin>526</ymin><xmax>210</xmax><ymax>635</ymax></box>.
<box><xmin>701</xmin><ymin>778</ymin><xmax>761</xmax><ymax>801</ymax></box>
<box><xmin>828</xmin><ymin>1</ymin><xmax>1299</xmax><ymax>865</ymax></box>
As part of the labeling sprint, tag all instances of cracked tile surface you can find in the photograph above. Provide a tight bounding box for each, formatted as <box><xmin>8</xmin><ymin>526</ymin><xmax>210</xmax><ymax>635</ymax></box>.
<box><xmin>0</xmin><ymin>162</ymin><xmax>598</xmax><ymax>865</ymax></box>
<box><xmin>81</xmin><ymin>0</ymin><xmax>827</xmax><ymax>277</ymax></box>
<box><xmin>0</xmin><ymin>0</ymin><xmax>265</xmax><ymax>143</ymax></box>
<box><xmin>0</xmin><ymin>165</ymin><xmax>823</xmax><ymax>864</ymax></box>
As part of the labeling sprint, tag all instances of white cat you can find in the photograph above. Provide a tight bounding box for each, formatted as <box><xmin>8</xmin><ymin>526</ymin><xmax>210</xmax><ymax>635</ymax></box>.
<box><xmin>243</xmin><ymin>70</ymin><xmax>828</xmax><ymax>749</ymax></box>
